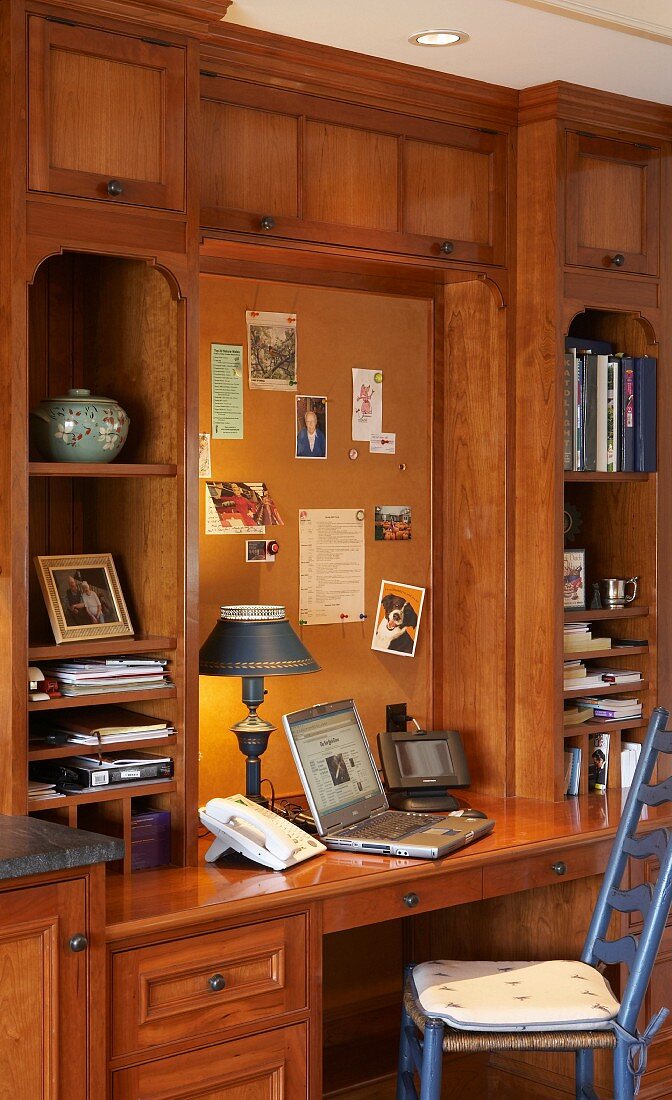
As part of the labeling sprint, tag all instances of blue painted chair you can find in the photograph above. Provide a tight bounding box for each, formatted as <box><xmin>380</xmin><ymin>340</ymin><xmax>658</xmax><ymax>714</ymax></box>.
<box><xmin>397</xmin><ymin>705</ymin><xmax>672</xmax><ymax>1100</ymax></box>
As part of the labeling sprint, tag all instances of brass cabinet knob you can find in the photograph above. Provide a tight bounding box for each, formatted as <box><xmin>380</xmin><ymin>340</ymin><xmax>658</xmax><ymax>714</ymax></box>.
<box><xmin>68</xmin><ymin>933</ymin><xmax>88</xmax><ymax>953</ymax></box>
<box><xmin>439</xmin><ymin>240</ymin><xmax>454</xmax><ymax>255</ymax></box>
<box><xmin>403</xmin><ymin>892</ymin><xmax>420</xmax><ymax>908</ymax></box>
<box><xmin>551</xmin><ymin>861</ymin><xmax>567</xmax><ymax>876</ymax></box>
<box><xmin>208</xmin><ymin>973</ymin><xmax>226</xmax><ymax>992</ymax></box>
<box><xmin>260</xmin><ymin>215</ymin><xmax>276</xmax><ymax>231</ymax></box>
<box><xmin>609</xmin><ymin>253</ymin><xmax>625</xmax><ymax>267</ymax></box>
<box><xmin>106</xmin><ymin>179</ymin><xmax>124</xmax><ymax>197</ymax></box>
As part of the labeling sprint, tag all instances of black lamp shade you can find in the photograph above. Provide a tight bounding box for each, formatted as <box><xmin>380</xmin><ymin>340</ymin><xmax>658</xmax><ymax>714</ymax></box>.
<box><xmin>199</xmin><ymin>610</ymin><xmax>320</xmax><ymax>677</ymax></box>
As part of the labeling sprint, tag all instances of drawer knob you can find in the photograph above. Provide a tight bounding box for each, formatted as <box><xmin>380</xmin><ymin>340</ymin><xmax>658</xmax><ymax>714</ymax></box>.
<box><xmin>208</xmin><ymin>973</ymin><xmax>226</xmax><ymax>992</ymax></box>
<box><xmin>438</xmin><ymin>240</ymin><xmax>454</xmax><ymax>255</ymax></box>
<box><xmin>106</xmin><ymin>179</ymin><xmax>124</xmax><ymax>197</ymax></box>
<box><xmin>609</xmin><ymin>252</ymin><xmax>625</xmax><ymax>267</ymax></box>
<box><xmin>260</xmin><ymin>215</ymin><xmax>276</xmax><ymax>231</ymax></box>
<box><xmin>551</xmin><ymin>861</ymin><xmax>567</xmax><ymax>876</ymax></box>
<box><xmin>68</xmin><ymin>933</ymin><xmax>88</xmax><ymax>953</ymax></box>
<box><xmin>403</xmin><ymin>892</ymin><xmax>419</xmax><ymax>908</ymax></box>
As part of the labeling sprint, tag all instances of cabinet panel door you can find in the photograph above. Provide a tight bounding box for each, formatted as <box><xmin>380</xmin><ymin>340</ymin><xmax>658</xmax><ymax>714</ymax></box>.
<box><xmin>303</xmin><ymin>120</ymin><xmax>399</xmax><ymax>231</ymax></box>
<box><xmin>112</xmin><ymin>1023</ymin><xmax>308</xmax><ymax>1099</ymax></box>
<box><xmin>0</xmin><ymin>877</ymin><xmax>88</xmax><ymax>1099</ymax></box>
<box><xmin>565</xmin><ymin>132</ymin><xmax>660</xmax><ymax>275</ymax></box>
<box><xmin>28</xmin><ymin>17</ymin><xmax>185</xmax><ymax>211</ymax></box>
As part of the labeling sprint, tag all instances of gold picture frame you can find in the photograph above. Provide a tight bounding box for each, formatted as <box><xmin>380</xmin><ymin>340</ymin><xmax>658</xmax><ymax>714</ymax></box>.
<box><xmin>35</xmin><ymin>554</ymin><xmax>134</xmax><ymax>644</ymax></box>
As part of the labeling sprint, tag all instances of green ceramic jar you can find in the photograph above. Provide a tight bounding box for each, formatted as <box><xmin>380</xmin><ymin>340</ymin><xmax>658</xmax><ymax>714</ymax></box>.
<box><xmin>29</xmin><ymin>388</ymin><xmax>130</xmax><ymax>463</ymax></box>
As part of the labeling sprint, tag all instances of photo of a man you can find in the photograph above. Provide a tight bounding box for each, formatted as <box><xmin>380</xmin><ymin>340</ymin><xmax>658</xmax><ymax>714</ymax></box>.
<box><xmin>296</xmin><ymin>396</ymin><xmax>327</xmax><ymax>459</ymax></box>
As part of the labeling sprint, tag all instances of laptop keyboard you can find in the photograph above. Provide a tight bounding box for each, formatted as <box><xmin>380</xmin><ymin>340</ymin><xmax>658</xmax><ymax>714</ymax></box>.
<box><xmin>340</xmin><ymin>810</ymin><xmax>446</xmax><ymax>840</ymax></box>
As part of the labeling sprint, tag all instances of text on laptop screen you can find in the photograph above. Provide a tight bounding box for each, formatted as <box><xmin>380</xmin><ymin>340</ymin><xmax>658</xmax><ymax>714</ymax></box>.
<box><xmin>289</xmin><ymin>705</ymin><xmax>381</xmax><ymax>817</ymax></box>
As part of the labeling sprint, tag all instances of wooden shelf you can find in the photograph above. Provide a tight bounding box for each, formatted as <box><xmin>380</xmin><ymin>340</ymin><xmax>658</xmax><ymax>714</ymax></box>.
<box><xmin>28</xmin><ymin>635</ymin><xmax>177</xmax><ymax>661</ymax></box>
<box><xmin>28</xmin><ymin>687</ymin><xmax>177</xmax><ymax>711</ymax></box>
<box><xmin>29</xmin><ymin>462</ymin><xmax>177</xmax><ymax>477</ymax></box>
<box><xmin>28</xmin><ymin>778</ymin><xmax>176</xmax><ymax>811</ymax></box>
<box><xmin>564</xmin><ymin>718</ymin><xmax>647</xmax><ymax>737</ymax></box>
<box><xmin>563</xmin><ymin>645</ymin><xmax>648</xmax><ymax>660</ymax></box>
<box><xmin>564</xmin><ymin>680</ymin><xmax>647</xmax><ymax>700</ymax></box>
<box><xmin>564</xmin><ymin>608</ymin><xmax>648</xmax><ymax>623</ymax></box>
<box><xmin>28</xmin><ymin>735</ymin><xmax>177</xmax><ymax>761</ymax></box>
<box><xmin>564</xmin><ymin>472</ymin><xmax>650</xmax><ymax>482</ymax></box>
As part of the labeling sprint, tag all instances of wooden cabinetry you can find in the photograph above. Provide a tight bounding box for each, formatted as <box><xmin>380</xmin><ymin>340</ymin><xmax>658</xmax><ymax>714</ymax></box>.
<box><xmin>199</xmin><ymin>73</ymin><xmax>507</xmax><ymax>265</ymax></box>
<box><xmin>514</xmin><ymin>83</ymin><xmax>671</xmax><ymax>803</ymax></box>
<box><xmin>28</xmin><ymin>15</ymin><xmax>186</xmax><ymax>211</ymax></box>
<box><xmin>565</xmin><ymin>131</ymin><xmax>661</xmax><ymax>275</ymax></box>
<box><xmin>0</xmin><ymin>865</ymin><xmax>105</xmax><ymax>1100</ymax></box>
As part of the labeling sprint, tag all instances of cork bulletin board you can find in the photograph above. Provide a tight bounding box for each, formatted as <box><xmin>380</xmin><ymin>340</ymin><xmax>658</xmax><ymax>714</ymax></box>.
<box><xmin>198</xmin><ymin>273</ymin><xmax>433</xmax><ymax>803</ymax></box>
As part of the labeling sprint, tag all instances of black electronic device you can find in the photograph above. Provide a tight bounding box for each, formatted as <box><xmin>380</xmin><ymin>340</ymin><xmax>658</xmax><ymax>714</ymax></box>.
<box><xmin>377</xmin><ymin>726</ymin><xmax>470</xmax><ymax>812</ymax></box>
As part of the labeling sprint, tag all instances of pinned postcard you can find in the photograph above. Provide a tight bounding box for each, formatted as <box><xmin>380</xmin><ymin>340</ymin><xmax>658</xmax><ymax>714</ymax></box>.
<box><xmin>247</xmin><ymin>311</ymin><xmax>297</xmax><ymax>391</ymax></box>
<box><xmin>198</xmin><ymin>433</ymin><xmax>212</xmax><ymax>478</ymax></box>
<box><xmin>371</xmin><ymin>580</ymin><xmax>425</xmax><ymax>658</ymax></box>
<box><xmin>205</xmin><ymin>481</ymin><xmax>283</xmax><ymax>535</ymax></box>
<box><xmin>296</xmin><ymin>395</ymin><xmax>327</xmax><ymax>459</ymax></box>
<box><xmin>352</xmin><ymin>368</ymin><xmax>382</xmax><ymax>441</ymax></box>
<box><xmin>246</xmin><ymin>540</ymin><xmax>277</xmax><ymax>563</ymax></box>
<box><xmin>211</xmin><ymin>344</ymin><xmax>243</xmax><ymax>439</ymax></box>
<box><xmin>299</xmin><ymin>509</ymin><xmax>365</xmax><ymax>625</ymax></box>
<box><xmin>370</xmin><ymin>433</ymin><xmax>395</xmax><ymax>455</ymax></box>
<box><xmin>375</xmin><ymin>506</ymin><xmax>411</xmax><ymax>541</ymax></box>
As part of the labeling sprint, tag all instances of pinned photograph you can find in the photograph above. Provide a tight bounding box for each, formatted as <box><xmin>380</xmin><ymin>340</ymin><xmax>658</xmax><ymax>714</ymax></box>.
<box><xmin>205</xmin><ymin>481</ymin><xmax>284</xmax><ymax>533</ymax></box>
<box><xmin>245</xmin><ymin>540</ymin><xmax>277</xmax><ymax>563</ymax></box>
<box><xmin>371</xmin><ymin>579</ymin><xmax>425</xmax><ymax>658</ymax></box>
<box><xmin>246</xmin><ymin>311</ymin><xmax>297</xmax><ymax>391</ymax></box>
<box><xmin>296</xmin><ymin>395</ymin><xmax>327</xmax><ymax>459</ymax></box>
<box><xmin>35</xmin><ymin>554</ymin><xmax>134</xmax><ymax>644</ymax></box>
<box><xmin>374</xmin><ymin>506</ymin><xmax>411</xmax><ymax>541</ymax></box>
<box><xmin>198</xmin><ymin>433</ymin><xmax>211</xmax><ymax>478</ymax></box>
<box><xmin>563</xmin><ymin>549</ymin><xmax>586</xmax><ymax>610</ymax></box>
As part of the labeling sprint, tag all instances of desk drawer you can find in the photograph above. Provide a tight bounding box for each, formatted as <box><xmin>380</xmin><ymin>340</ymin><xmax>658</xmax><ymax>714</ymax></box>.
<box><xmin>322</xmin><ymin>867</ymin><xmax>482</xmax><ymax>934</ymax></box>
<box><xmin>111</xmin><ymin>913</ymin><xmax>307</xmax><ymax>1059</ymax></box>
<box><xmin>483</xmin><ymin>839</ymin><xmax>612</xmax><ymax>899</ymax></box>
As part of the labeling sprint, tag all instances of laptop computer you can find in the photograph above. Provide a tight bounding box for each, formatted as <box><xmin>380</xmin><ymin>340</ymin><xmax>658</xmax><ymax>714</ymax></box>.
<box><xmin>282</xmin><ymin>699</ymin><xmax>495</xmax><ymax>859</ymax></box>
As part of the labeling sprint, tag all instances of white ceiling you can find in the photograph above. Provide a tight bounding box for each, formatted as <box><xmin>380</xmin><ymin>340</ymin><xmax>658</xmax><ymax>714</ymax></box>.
<box><xmin>225</xmin><ymin>0</ymin><xmax>672</xmax><ymax>106</ymax></box>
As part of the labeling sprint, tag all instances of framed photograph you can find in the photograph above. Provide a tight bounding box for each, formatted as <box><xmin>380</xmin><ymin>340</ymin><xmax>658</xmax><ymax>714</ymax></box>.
<box><xmin>34</xmin><ymin>554</ymin><xmax>134</xmax><ymax>644</ymax></box>
<box><xmin>563</xmin><ymin>549</ymin><xmax>586</xmax><ymax>610</ymax></box>
<box><xmin>371</xmin><ymin>579</ymin><xmax>425</xmax><ymax>658</ymax></box>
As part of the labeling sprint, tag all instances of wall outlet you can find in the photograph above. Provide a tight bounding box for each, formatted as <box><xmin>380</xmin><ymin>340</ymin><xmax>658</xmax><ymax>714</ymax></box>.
<box><xmin>386</xmin><ymin>702</ymin><xmax>408</xmax><ymax>732</ymax></box>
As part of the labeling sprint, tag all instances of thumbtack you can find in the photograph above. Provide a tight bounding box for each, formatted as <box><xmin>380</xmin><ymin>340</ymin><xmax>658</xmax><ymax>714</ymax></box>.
<box><xmin>299</xmin><ymin>619</ymin><xmax>308</xmax><ymax>626</ymax></box>
<box><xmin>398</xmin><ymin>463</ymin><xmax>407</xmax><ymax>471</ymax></box>
<box><xmin>359</xmin><ymin>613</ymin><xmax>367</xmax><ymax>620</ymax></box>
<box><xmin>340</xmin><ymin>613</ymin><xmax>349</xmax><ymax>620</ymax></box>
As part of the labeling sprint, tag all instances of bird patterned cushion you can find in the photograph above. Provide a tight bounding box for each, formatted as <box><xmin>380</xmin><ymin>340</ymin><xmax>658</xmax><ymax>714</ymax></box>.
<box><xmin>412</xmin><ymin>959</ymin><xmax>620</xmax><ymax>1032</ymax></box>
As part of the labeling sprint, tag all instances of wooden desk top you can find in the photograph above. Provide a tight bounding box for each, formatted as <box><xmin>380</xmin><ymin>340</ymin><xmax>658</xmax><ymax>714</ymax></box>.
<box><xmin>105</xmin><ymin>792</ymin><xmax>672</xmax><ymax>943</ymax></box>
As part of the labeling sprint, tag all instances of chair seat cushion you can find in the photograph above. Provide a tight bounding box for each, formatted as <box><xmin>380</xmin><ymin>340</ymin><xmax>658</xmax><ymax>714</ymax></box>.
<box><xmin>412</xmin><ymin>959</ymin><xmax>620</xmax><ymax>1032</ymax></box>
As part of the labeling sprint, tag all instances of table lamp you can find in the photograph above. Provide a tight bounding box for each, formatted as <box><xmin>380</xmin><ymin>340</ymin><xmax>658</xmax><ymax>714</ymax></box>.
<box><xmin>199</xmin><ymin>605</ymin><xmax>320</xmax><ymax>805</ymax></box>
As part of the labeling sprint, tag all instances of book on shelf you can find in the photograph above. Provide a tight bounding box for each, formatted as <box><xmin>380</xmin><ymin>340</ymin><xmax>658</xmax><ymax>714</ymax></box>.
<box><xmin>28</xmin><ymin>779</ymin><xmax>65</xmax><ymax>801</ymax></box>
<box><xmin>566</xmin><ymin>746</ymin><xmax>582</xmax><ymax>796</ymax></box>
<box><xmin>589</xmin><ymin>667</ymin><xmax>642</xmax><ymax>684</ymax></box>
<box><xmin>563</xmin><ymin>351</ymin><xmax>574</xmax><ymax>471</ymax></box>
<box><xmin>634</xmin><ymin>356</ymin><xmax>657</xmax><ymax>472</ymax></box>
<box><xmin>606</xmin><ymin>356</ymin><xmax>620</xmax><ymax>472</ymax></box>
<box><xmin>563</xmin><ymin>705</ymin><xmax>592</xmax><ymax>726</ymax></box>
<box><xmin>588</xmin><ymin>732</ymin><xmax>610</xmax><ymax>792</ymax></box>
<box><xmin>565</xmin><ymin>669</ymin><xmax>616</xmax><ymax>690</ymax></box>
<box><xmin>563</xmin><ymin>635</ymin><xmax>611</xmax><ymax>652</ymax></box>
<box><xmin>595</xmin><ymin>354</ymin><xmax>610</xmax><ymax>472</ymax></box>
<box><xmin>577</xmin><ymin>697</ymin><xmax>642</xmax><ymax>721</ymax></box>
<box><xmin>620</xmin><ymin>356</ymin><xmax>635</xmax><ymax>472</ymax></box>
<box><xmin>564</xmin><ymin>750</ymin><xmax>573</xmax><ymax>792</ymax></box>
<box><xmin>621</xmin><ymin>740</ymin><xmax>642</xmax><ymax>788</ymax></box>
<box><xmin>582</xmin><ymin>353</ymin><xmax>598</xmax><ymax>472</ymax></box>
<box><xmin>56</xmin><ymin>680</ymin><xmax>172</xmax><ymax>697</ymax></box>
<box><xmin>32</xmin><ymin>706</ymin><xmax>174</xmax><ymax>747</ymax></box>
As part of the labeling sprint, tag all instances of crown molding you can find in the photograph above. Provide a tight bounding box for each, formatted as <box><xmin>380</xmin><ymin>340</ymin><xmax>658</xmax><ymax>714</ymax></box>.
<box><xmin>508</xmin><ymin>1</ymin><xmax>672</xmax><ymax>45</ymax></box>
<box><xmin>201</xmin><ymin>22</ymin><xmax>519</xmax><ymax>130</ymax></box>
<box><xmin>41</xmin><ymin>0</ymin><xmax>232</xmax><ymax>33</ymax></box>
<box><xmin>519</xmin><ymin>80</ymin><xmax>672</xmax><ymax>137</ymax></box>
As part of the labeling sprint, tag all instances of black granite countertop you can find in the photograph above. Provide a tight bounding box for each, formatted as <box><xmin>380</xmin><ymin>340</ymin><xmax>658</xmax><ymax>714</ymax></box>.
<box><xmin>0</xmin><ymin>815</ymin><xmax>123</xmax><ymax>880</ymax></box>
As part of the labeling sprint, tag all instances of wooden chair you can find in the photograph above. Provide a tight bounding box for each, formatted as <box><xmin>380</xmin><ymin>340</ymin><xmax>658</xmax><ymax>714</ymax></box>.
<box><xmin>397</xmin><ymin>705</ymin><xmax>672</xmax><ymax>1100</ymax></box>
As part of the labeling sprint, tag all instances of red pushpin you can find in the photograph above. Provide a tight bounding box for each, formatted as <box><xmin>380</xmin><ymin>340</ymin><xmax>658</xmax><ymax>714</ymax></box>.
<box><xmin>268</xmin><ymin>541</ymin><xmax>279</xmax><ymax>555</ymax></box>
<box><xmin>340</xmin><ymin>613</ymin><xmax>349</xmax><ymax>620</ymax></box>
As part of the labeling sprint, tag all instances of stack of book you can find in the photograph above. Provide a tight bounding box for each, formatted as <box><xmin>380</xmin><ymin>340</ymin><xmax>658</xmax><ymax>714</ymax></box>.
<box><xmin>589</xmin><ymin>666</ymin><xmax>643</xmax><ymax>686</ymax></box>
<box><xmin>28</xmin><ymin>779</ymin><xmax>64</xmax><ymax>802</ymax></box>
<box><xmin>31</xmin><ymin>706</ymin><xmax>175</xmax><ymax>747</ymax></box>
<box><xmin>621</xmin><ymin>741</ymin><xmax>642</xmax><ymax>787</ymax></box>
<box><xmin>564</xmin><ymin>623</ymin><xmax>611</xmax><ymax>653</ymax></box>
<box><xmin>42</xmin><ymin>657</ymin><xmax>171</xmax><ymax>697</ymax></box>
<box><xmin>563</xmin><ymin>661</ymin><xmax>615</xmax><ymax>691</ymax></box>
<box><xmin>563</xmin><ymin>339</ymin><xmax>656</xmax><ymax>473</ymax></box>
<box><xmin>564</xmin><ymin>746</ymin><xmax>582</xmax><ymax>796</ymax></box>
<box><xmin>576</xmin><ymin>697</ymin><xmax>642</xmax><ymax>722</ymax></box>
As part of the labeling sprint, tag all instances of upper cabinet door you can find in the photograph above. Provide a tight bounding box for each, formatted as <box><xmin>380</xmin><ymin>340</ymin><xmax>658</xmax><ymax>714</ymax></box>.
<box><xmin>200</xmin><ymin>77</ymin><xmax>507</xmax><ymax>265</ymax></box>
<box><xmin>28</xmin><ymin>17</ymin><xmax>186</xmax><ymax>211</ymax></box>
<box><xmin>565</xmin><ymin>132</ymin><xmax>661</xmax><ymax>276</ymax></box>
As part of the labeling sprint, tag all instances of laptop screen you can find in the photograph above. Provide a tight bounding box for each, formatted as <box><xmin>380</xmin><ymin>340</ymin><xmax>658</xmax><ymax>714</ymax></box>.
<box><xmin>283</xmin><ymin>700</ymin><xmax>384</xmax><ymax>822</ymax></box>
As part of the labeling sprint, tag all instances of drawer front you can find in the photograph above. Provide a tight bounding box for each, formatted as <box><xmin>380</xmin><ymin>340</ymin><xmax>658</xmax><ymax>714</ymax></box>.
<box><xmin>322</xmin><ymin>867</ymin><xmax>482</xmax><ymax>934</ymax></box>
<box><xmin>483</xmin><ymin>840</ymin><xmax>612</xmax><ymax>899</ymax></box>
<box><xmin>112</xmin><ymin>1022</ymin><xmax>308</xmax><ymax>1099</ymax></box>
<box><xmin>111</xmin><ymin>914</ymin><xmax>307</xmax><ymax>1058</ymax></box>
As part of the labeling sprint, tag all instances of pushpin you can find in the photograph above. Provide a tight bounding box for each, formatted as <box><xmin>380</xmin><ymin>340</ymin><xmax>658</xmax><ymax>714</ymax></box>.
<box><xmin>299</xmin><ymin>619</ymin><xmax>308</xmax><ymax>626</ymax></box>
<box><xmin>359</xmin><ymin>613</ymin><xmax>367</xmax><ymax>620</ymax></box>
<box><xmin>268</xmin><ymin>541</ymin><xmax>280</xmax><ymax>555</ymax></box>
<box><xmin>340</xmin><ymin>613</ymin><xmax>349</xmax><ymax>620</ymax></box>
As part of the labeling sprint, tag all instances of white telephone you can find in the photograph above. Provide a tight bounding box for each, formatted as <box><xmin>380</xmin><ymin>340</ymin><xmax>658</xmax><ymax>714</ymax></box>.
<box><xmin>199</xmin><ymin>793</ymin><xmax>326</xmax><ymax>871</ymax></box>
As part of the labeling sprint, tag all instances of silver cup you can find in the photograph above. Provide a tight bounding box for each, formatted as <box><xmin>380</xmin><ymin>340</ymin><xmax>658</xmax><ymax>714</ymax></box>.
<box><xmin>597</xmin><ymin>576</ymin><xmax>638</xmax><ymax>609</ymax></box>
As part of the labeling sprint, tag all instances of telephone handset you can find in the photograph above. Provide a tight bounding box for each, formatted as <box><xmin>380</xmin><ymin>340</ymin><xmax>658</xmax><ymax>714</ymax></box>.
<box><xmin>199</xmin><ymin>793</ymin><xmax>326</xmax><ymax>871</ymax></box>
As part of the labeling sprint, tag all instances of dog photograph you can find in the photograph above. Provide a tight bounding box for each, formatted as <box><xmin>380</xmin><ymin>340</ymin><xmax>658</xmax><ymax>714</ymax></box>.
<box><xmin>371</xmin><ymin>579</ymin><xmax>425</xmax><ymax>658</ymax></box>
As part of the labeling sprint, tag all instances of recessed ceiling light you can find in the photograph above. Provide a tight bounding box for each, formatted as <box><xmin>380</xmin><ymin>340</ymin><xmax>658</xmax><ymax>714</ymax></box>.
<box><xmin>409</xmin><ymin>29</ymin><xmax>468</xmax><ymax>47</ymax></box>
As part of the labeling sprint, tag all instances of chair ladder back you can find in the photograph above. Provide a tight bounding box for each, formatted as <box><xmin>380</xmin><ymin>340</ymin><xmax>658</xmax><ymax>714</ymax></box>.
<box><xmin>582</xmin><ymin>707</ymin><xmax>670</xmax><ymax>969</ymax></box>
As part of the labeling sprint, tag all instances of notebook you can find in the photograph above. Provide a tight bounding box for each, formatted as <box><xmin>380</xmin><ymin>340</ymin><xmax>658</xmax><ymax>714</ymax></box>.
<box><xmin>282</xmin><ymin>699</ymin><xmax>494</xmax><ymax>859</ymax></box>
